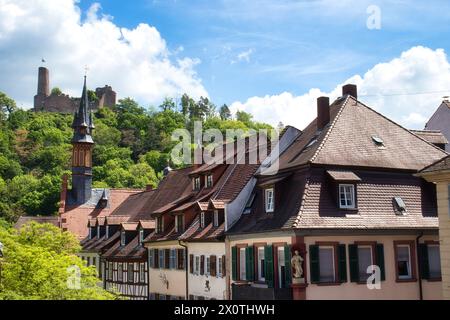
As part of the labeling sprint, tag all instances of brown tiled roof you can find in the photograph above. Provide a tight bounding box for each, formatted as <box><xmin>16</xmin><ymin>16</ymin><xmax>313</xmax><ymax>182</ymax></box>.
<box><xmin>14</xmin><ymin>216</ymin><xmax>60</xmax><ymax>229</ymax></box>
<box><xmin>294</xmin><ymin>169</ymin><xmax>438</xmax><ymax>230</ymax></box>
<box><xmin>82</xmin><ymin>232</ymin><xmax>120</xmax><ymax>252</ymax></box>
<box><xmin>97</xmin><ymin>217</ymin><xmax>106</xmax><ymax>226</ymax></box>
<box><xmin>410</xmin><ymin>130</ymin><xmax>448</xmax><ymax>145</ymax></box>
<box><xmin>106</xmin><ymin>215</ymin><xmax>130</xmax><ymax>225</ymax></box>
<box><xmin>179</xmin><ymin>216</ymin><xmax>225</xmax><ymax>241</ymax></box>
<box><xmin>419</xmin><ymin>155</ymin><xmax>450</xmax><ymax>174</ymax></box>
<box><xmin>102</xmin><ymin>235</ymin><xmax>146</xmax><ymax>260</ymax></box>
<box><xmin>327</xmin><ymin>170</ymin><xmax>361</xmax><ymax>181</ymax></box>
<box><xmin>278</xmin><ymin>96</ymin><xmax>447</xmax><ymax>172</ymax></box>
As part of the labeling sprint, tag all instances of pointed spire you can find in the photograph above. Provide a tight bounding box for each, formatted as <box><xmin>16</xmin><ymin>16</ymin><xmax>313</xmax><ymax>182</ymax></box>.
<box><xmin>72</xmin><ymin>75</ymin><xmax>94</xmax><ymax>144</ymax></box>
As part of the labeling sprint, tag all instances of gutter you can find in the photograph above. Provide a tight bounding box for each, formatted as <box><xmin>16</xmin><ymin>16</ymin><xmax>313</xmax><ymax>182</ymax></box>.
<box><xmin>416</xmin><ymin>232</ymin><xmax>424</xmax><ymax>301</ymax></box>
<box><xmin>178</xmin><ymin>240</ymin><xmax>189</xmax><ymax>300</ymax></box>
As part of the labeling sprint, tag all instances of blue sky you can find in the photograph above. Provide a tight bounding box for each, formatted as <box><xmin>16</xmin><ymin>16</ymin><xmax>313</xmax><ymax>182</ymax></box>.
<box><xmin>1</xmin><ymin>0</ymin><xmax>450</xmax><ymax>129</ymax></box>
<box><xmin>75</xmin><ymin>0</ymin><xmax>450</xmax><ymax>104</ymax></box>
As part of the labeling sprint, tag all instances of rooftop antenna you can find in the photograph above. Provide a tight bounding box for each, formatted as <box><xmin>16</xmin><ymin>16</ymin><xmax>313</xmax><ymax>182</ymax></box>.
<box><xmin>84</xmin><ymin>65</ymin><xmax>89</xmax><ymax>77</ymax></box>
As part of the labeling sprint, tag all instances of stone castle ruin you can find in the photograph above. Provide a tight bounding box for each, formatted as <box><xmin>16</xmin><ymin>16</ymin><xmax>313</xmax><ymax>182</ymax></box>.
<box><xmin>33</xmin><ymin>67</ymin><xmax>116</xmax><ymax>113</ymax></box>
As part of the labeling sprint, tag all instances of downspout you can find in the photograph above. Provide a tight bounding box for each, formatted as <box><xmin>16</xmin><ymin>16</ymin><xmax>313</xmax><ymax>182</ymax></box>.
<box><xmin>416</xmin><ymin>232</ymin><xmax>424</xmax><ymax>301</ymax></box>
<box><xmin>178</xmin><ymin>240</ymin><xmax>189</xmax><ymax>300</ymax></box>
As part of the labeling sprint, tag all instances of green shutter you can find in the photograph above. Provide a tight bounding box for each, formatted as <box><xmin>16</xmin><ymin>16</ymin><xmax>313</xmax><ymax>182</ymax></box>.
<box><xmin>284</xmin><ymin>245</ymin><xmax>292</xmax><ymax>286</ymax></box>
<box><xmin>309</xmin><ymin>245</ymin><xmax>320</xmax><ymax>283</ymax></box>
<box><xmin>231</xmin><ymin>246</ymin><xmax>238</xmax><ymax>281</ymax></box>
<box><xmin>418</xmin><ymin>244</ymin><xmax>430</xmax><ymax>280</ymax></box>
<box><xmin>246</xmin><ymin>246</ymin><xmax>255</xmax><ymax>281</ymax></box>
<box><xmin>349</xmin><ymin>244</ymin><xmax>359</xmax><ymax>282</ymax></box>
<box><xmin>337</xmin><ymin>244</ymin><xmax>347</xmax><ymax>282</ymax></box>
<box><xmin>265</xmin><ymin>245</ymin><xmax>274</xmax><ymax>288</ymax></box>
<box><xmin>375</xmin><ymin>244</ymin><xmax>386</xmax><ymax>281</ymax></box>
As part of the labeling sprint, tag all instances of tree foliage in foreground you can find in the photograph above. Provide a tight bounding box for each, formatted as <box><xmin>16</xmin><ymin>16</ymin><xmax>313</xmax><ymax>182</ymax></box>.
<box><xmin>0</xmin><ymin>221</ymin><xmax>117</xmax><ymax>300</ymax></box>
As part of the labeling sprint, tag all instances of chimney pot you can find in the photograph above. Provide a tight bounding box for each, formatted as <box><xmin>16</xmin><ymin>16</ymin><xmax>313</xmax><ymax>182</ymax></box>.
<box><xmin>342</xmin><ymin>84</ymin><xmax>358</xmax><ymax>99</ymax></box>
<box><xmin>317</xmin><ymin>96</ymin><xmax>330</xmax><ymax>130</ymax></box>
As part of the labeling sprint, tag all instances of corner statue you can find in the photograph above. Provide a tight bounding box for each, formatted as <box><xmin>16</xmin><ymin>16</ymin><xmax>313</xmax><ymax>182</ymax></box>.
<box><xmin>291</xmin><ymin>250</ymin><xmax>305</xmax><ymax>283</ymax></box>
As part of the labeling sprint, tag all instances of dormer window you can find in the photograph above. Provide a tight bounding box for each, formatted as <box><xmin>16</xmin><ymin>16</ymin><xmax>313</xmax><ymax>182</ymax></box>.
<box><xmin>139</xmin><ymin>229</ymin><xmax>145</xmax><ymax>244</ymax></box>
<box><xmin>156</xmin><ymin>217</ymin><xmax>164</xmax><ymax>234</ymax></box>
<box><xmin>206</xmin><ymin>175</ymin><xmax>213</xmax><ymax>188</ymax></box>
<box><xmin>193</xmin><ymin>177</ymin><xmax>201</xmax><ymax>190</ymax></box>
<box><xmin>265</xmin><ymin>188</ymin><xmax>274</xmax><ymax>213</ymax></box>
<box><xmin>339</xmin><ymin>184</ymin><xmax>355</xmax><ymax>209</ymax></box>
<box><xmin>200</xmin><ymin>212</ymin><xmax>205</xmax><ymax>228</ymax></box>
<box><xmin>175</xmin><ymin>215</ymin><xmax>184</xmax><ymax>233</ymax></box>
<box><xmin>120</xmin><ymin>231</ymin><xmax>126</xmax><ymax>246</ymax></box>
<box><xmin>213</xmin><ymin>210</ymin><xmax>219</xmax><ymax>227</ymax></box>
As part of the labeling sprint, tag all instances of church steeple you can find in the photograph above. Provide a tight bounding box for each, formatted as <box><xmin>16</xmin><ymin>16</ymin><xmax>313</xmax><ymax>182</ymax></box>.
<box><xmin>71</xmin><ymin>75</ymin><xmax>94</xmax><ymax>205</ymax></box>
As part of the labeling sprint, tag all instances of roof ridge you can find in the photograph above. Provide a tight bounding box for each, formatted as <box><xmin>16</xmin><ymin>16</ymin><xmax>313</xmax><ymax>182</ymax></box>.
<box><xmin>352</xmin><ymin>97</ymin><xmax>449</xmax><ymax>156</ymax></box>
<box><xmin>310</xmin><ymin>95</ymin><xmax>351</xmax><ymax>163</ymax></box>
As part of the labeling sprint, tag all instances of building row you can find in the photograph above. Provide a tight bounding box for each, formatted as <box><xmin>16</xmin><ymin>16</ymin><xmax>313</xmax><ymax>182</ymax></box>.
<box><xmin>18</xmin><ymin>77</ymin><xmax>450</xmax><ymax>299</ymax></box>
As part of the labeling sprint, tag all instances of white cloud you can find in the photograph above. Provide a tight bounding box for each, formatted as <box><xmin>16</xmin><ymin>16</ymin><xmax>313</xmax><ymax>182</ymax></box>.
<box><xmin>0</xmin><ymin>0</ymin><xmax>207</xmax><ymax>108</ymax></box>
<box><xmin>231</xmin><ymin>46</ymin><xmax>450</xmax><ymax>130</ymax></box>
<box><xmin>233</xmin><ymin>49</ymin><xmax>253</xmax><ymax>64</ymax></box>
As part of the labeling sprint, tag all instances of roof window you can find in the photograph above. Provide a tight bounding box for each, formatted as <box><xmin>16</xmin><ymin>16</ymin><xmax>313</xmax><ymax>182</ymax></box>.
<box><xmin>393</xmin><ymin>197</ymin><xmax>407</xmax><ymax>215</ymax></box>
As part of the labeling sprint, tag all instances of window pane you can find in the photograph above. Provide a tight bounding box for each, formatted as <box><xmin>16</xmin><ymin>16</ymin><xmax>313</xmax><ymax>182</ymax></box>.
<box><xmin>319</xmin><ymin>247</ymin><xmax>335</xmax><ymax>283</ymax></box>
<box><xmin>258</xmin><ymin>247</ymin><xmax>265</xmax><ymax>281</ymax></box>
<box><xmin>428</xmin><ymin>245</ymin><xmax>441</xmax><ymax>279</ymax></box>
<box><xmin>239</xmin><ymin>248</ymin><xmax>246</xmax><ymax>280</ymax></box>
<box><xmin>358</xmin><ymin>247</ymin><xmax>372</xmax><ymax>281</ymax></box>
<box><xmin>396</xmin><ymin>246</ymin><xmax>411</xmax><ymax>279</ymax></box>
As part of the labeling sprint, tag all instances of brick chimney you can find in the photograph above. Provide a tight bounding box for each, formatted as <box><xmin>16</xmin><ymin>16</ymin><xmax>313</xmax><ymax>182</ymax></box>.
<box><xmin>342</xmin><ymin>84</ymin><xmax>357</xmax><ymax>99</ymax></box>
<box><xmin>317</xmin><ymin>96</ymin><xmax>330</xmax><ymax>130</ymax></box>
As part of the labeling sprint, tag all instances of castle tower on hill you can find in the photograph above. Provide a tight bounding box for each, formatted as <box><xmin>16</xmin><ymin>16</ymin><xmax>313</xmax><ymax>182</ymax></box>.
<box><xmin>33</xmin><ymin>66</ymin><xmax>117</xmax><ymax>113</ymax></box>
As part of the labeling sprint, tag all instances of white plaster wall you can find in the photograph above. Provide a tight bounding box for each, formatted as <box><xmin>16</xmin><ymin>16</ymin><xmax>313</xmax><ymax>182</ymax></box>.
<box><xmin>188</xmin><ymin>242</ymin><xmax>226</xmax><ymax>300</ymax></box>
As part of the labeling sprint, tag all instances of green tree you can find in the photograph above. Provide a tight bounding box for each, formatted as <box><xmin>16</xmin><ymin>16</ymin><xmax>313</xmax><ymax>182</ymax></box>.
<box><xmin>0</xmin><ymin>92</ymin><xmax>17</xmax><ymax>121</ymax></box>
<box><xmin>0</xmin><ymin>222</ymin><xmax>117</xmax><ymax>300</ymax></box>
<box><xmin>51</xmin><ymin>87</ymin><xmax>63</xmax><ymax>96</ymax></box>
<box><xmin>219</xmin><ymin>104</ymin><xmax>231</xmax><ymax>120</ymax></box>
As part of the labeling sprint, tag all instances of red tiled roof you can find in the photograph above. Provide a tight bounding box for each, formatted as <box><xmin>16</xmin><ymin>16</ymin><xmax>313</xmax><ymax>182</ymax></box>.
<box><xmin>327</xmin><ymin>170</ymin><xmax>361</xmax><ymax>181</ymax></box>
<box><xmin>61</xmin><ymin>188</ymin><xmax>141</xmax><ymax>240</ymax></box>
<box><xmin>121</xmin><ymin>222</ymin><xmax>139</xmax><ymax>231</ymax></box>
<box><xmin>138</xmin><ymin>220</ymin><xmax>155</xmax><ymax>230</ymax></box>
<box><xmin>106</xmin><ymin>215</ymin><xmax>130</xmax><ymax>225</ymax></box>
<box><xmin>179</xmin><ymin>216</ymin><xmax>225</xmax><ymax>242</ymax></box>
<box><xmin>102</xmin><ymin>235</ymin><xmax>146</xmax><ymax>260</ymax></box>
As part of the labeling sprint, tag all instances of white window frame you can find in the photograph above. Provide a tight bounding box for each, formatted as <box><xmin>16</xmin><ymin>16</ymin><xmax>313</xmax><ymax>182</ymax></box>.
<box><xmin>206</xmin><ymin>175</ymin><xmax>213</xmax><ymax>188</ymax></box>
<box><xmin>239</xmin><ymin>247</ymin><xmax>247</xmax><ymax>280</ymax></box>
<box><xmin>195</xmin><ymin>256</ymin><xmax>200</xmax><ymax>275</ymax></box>
<box><xmin>139</xmin><ymin>229</ymin><xmax>144</xmax><ymax>244</ymax></box>
<box><xmin>105</xmin><ymin>225</ymin><xmax>109</xmax><ymax>239</ymax></box>
<box><xmin>159</xmin><ymin>249</ymin><xmax>165</xmax><ymax>269</ymax></box>
<box><xmin>156</xmin><ymin>217</ymin><xmax>164</xmax><ymax>234</ymax></box>
<box><xmin>89</xmin><ymin>227</ymin><xmax>93</xmax><ymax>239</ymax></box>
<box><xmin>139</xmin><ymin>264</ymin><xmax>145</xmax><ymax>282</ymax></box>
<box><xmin>265</xmin><ymin>188</ymin><xmax>274</xmax><ymax>213</ymax></box>
<box><xmin>97</xmin><ymin>225</ymin><xmax>101</xmax><ymax>239</ymax></box>
<box><xmin>206</xmin><ymin>256</ymin><xmax>211</xmax><ymax>276</ymax></box>
<box><xmin>257</xmin><ymin>247</ymin><xmax>265</xmax><ymax>282</ymax></box>
<box><xmin>118</xmin><ymin>263</ymin><xmax>123</xmax><ymax>282</ymax></box>
<box><xmin>357</xmin><ymin>245</ymin><xmax>373</xmax><ymax>281</ymax></box>
<box><xmin>396</xmin><ymin>244</ymin><xmax>412</xmax><ymax>280</ymax></box>
<box><xmin>213</xmin><ymin>210</ymin><xmax>219</xmax><ymax>227</ymax></box>
<box><xmin>217</xmin><ymin>256</ymin><xmax>223</xmax><ymax>277</ymax></box>
<box><xmin>193</xmin><ymin>177</ymin><xmax>201</xmax><ymax>190</ymax></box>
<box><xmin>318</xmin><ymin>246</ymin><xmax>336</xmax><ymax>283</ymax></box>
<box><xmin>170</xmin><ymin>249</ymin><xmax>177</xmax><ymax>269</ymax></box>
<box><xmin>339</xmin><ymin>184</ymin><xmax>356</xmax><ymax>209</ymax></box>
<box><xmin>200</xmin><ymin>212</ymin><xmax>205</xmax><ymax>228</ymax></box>
<box><xmin>120</xmin><ymin>231</ymin><xmax>126</xmax><ymax>246</ymax></box>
